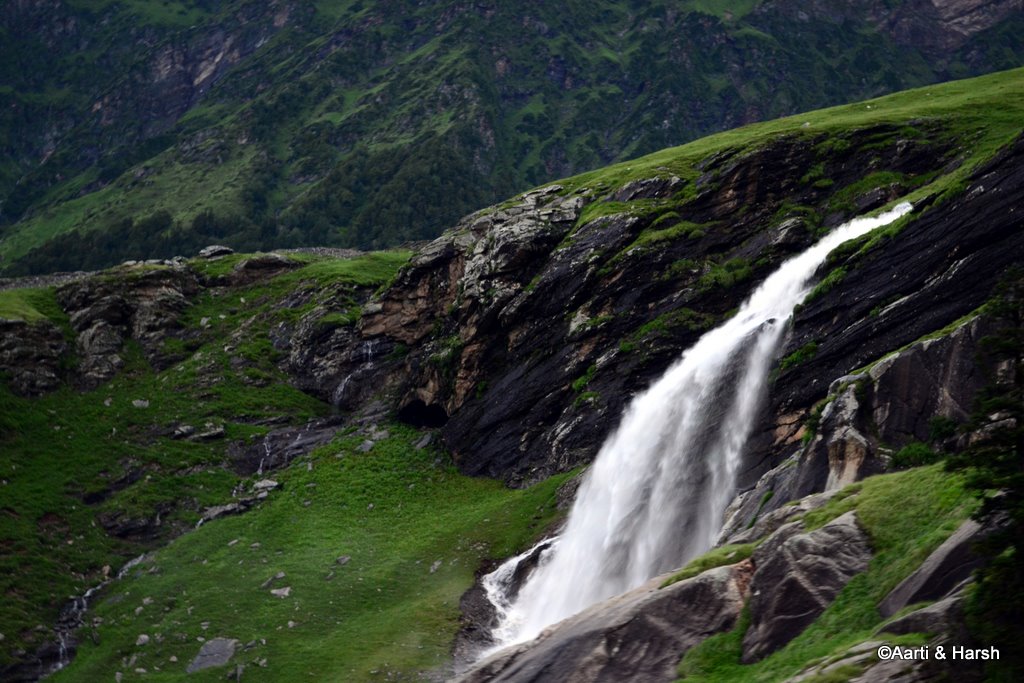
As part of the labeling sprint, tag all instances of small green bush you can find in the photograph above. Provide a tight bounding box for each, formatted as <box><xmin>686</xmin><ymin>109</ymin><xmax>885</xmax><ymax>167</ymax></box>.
<box><xmin>891</xmin><ymin>441</ymin><xmax>941</xmax><ymax>469</ymax></box>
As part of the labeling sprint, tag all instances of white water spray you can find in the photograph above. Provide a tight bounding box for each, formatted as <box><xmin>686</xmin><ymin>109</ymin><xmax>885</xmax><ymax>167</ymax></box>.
<box><xmin>485</xmin><ymin>202</ymin><xmax>912</xmax><ymax>649</ymax></box>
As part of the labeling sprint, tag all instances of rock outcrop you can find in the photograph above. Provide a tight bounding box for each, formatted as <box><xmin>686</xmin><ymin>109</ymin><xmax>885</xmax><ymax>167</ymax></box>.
<box><xmin>751</xmin><ymin>133</ymin><xmax>1024</xmax><ymax>490</ymax></box>
<box><xmin>0</xmin><ymin>318</ymin><xmax>66</xmax><ymax>395</ymax></box>
<box><xmin>879</xmin><ymin>518</ymin><xmax>987</xmax><ymax>618</ymax></box>
<box><xmin>357</xmin><ymin>128</ymin><xmax>952</xmax><ymax>485</ymax></box>
<box><xmin>741</xmin><ymin>511</ymin><xmax>872</xmax><ymax>662</ymax></box>
<box><xmin>458</xmin><ymin>561</ymin><xmax>751</xmax><ymax>683</ymax></box>
<box><xmin>727</xmin><ymin>310</ymin><xmax>996</xmax><ymax>535</ymax></box>
<box><xmin>56</xmin><ymin>264</ymin><xmax>200</xmax><ymax>387</ymax></box>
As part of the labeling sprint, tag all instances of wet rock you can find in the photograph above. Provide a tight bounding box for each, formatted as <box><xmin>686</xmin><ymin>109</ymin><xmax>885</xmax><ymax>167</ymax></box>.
<box><xmin>193</xmin><ymin>424</ymin><xmax>226</xmax><ymax>441</ymax></box>
<box><xmin>757</xmin><ymin>136</ymin><xmax>1024</xmax><ymax>494</ymax></box>
<box><xmin>783</xmin><ymin>640</ymin><xmax>886</xmax><ymax>682</ymax></box>
<box><xmin>226</xmin><ymin>418</ymin><xmax>342</xmax><ymax>475</ymax></box>
<box><xmin>186</xmin><ymin>637</ymin><xmax>237</xmax><ymax>673</ymax></box>
<box><xmin>721</xmin><ymin>487</ymin><xmax>843</xmax><ymax>546</ymax></box>
<box><xmin>878</xmin><ymin>590</ymin><xmax>966</xmax><ymax>638</ymax></box>
<box><xmin>199</xmin><ymin>500</ymin><xmax>256</xmax><ymax>524</ymax></box>
<box><xmin>457</xmin><ymin>561</ymin><xmax>750</xmax><ymax>682</ymax></box>
<box><xmin>742</xmin><ymin>511</ymin><xmax>872</xmax><ymax>662</ymax></box>
<box><xmin>251</xmin><ymin>479</ymin><xmax>280</xmax><ymax>493</ymax></box>
<box><xmin>736</xmin><ymin>313</ymin><xmax>993</xmax><ymax>528</ymax></box>
<box><xmin>171</xmin><ymin>424</ymin><xmax>196</xmax><ymax>439</ymax></box>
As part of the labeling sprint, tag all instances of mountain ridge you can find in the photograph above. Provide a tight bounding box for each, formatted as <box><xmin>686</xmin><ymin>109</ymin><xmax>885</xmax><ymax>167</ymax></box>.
<box><xmin>2</xmin><ymin>0</ymin><xmax>1023</xmax><ymax>273</ymax></box>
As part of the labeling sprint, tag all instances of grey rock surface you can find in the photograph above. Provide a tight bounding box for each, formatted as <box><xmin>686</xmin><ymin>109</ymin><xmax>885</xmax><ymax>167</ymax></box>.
<box><xmin>742</xmin><ymin>511</ymin><xmax>872</xmax><ymax>662</ymax></box>
<box><xmin>879</xmin><ymin>518</ymin><xmax>985</xmax><ymax>618</ymax></box>
<box><xmin>457</xmin><ymin>561</ymin><xmax>751</xmax><ymax>683</ymax></box>
<box><xmin>186</xmin><ymin>637</ymin><xmax>237</xmax><ymax>673</ymax></box>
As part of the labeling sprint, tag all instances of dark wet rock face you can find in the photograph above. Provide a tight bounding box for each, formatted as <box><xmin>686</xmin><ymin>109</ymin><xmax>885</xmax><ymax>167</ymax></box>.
<box><xmin>741</xmin><ymin>511</ymin><xmax>871</xmax><ymax>663</ymax></box>
<box><xmin>355</xmin><ymin>129</ymin><xmax>953</xmax><ymax>486</ymax></box>
<box><xmin>727</xmin><ymin>310</ymin><xmax>996</xmax><ymax>534</ymax></box>
<box><xmin>746</xmin><ymin>134</ymin><xmax>1024</xmax><ymax>492</ymax></box>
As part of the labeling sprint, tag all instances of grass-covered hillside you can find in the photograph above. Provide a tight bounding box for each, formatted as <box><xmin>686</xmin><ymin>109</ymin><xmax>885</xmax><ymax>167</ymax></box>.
<box><xmin>3</xmin><ymin>0</ymin><xmax>1023</xmax><ymax>273</ymax></box>
<box><xmin>0</xmin><ymin>250</ymin><xmax>568</xmax><ymax>680</ymax></box>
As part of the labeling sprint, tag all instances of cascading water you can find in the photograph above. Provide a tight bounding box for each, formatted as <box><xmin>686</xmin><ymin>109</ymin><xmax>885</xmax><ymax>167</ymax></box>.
<box><xmin>483</xmin><ymin>202</ymin><xmax>913</xmax><ymax>650</ymax></box>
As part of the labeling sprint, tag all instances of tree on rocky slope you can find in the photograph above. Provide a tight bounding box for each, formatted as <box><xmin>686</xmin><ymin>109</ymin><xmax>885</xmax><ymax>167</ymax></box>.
<box><xmin>946</xmin><ymin>268</ymin><xmax>1024</xmax><ymax>676</ymax></box>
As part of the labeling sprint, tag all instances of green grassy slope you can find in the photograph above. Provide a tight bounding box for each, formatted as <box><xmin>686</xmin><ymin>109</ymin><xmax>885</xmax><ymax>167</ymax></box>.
<box><xmin>0</xmin><ymin>252</ymin><xmax>415</xmax><ymax>672</ymax></box>
<box><xmin>53</xmin><ymin>427</ymin><xmax>568</xmax><ymax>682</ymax></box>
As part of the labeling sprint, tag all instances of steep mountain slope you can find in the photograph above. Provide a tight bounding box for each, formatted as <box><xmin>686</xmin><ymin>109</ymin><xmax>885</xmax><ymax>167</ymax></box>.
<box><xmin>2</xmin><ymin>0</ymin><xmax>1023</xmax><ymax>274</ymax></box>
<box><xmin>1</xmin><ymin>69</ymin><xmax>1023</xmax><ymax>681</ymax></box>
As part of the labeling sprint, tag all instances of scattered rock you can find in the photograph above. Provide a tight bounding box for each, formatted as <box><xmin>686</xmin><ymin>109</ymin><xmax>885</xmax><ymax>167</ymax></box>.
<box><xmin>260</xmin><ymin>571</ymin><xmax>286</xmax><ymax>589</ymax></box>
<box><xmin>270</xmin><ymin>587</ymin><xmax>291</xmax><ymax>598</ymax></box>
<box><xmin>429</xmin><ymin>560</ymin><xmax>442</xmax><ymax>574</ymax></box>
<box><xmin>335</xmin><ymin>555</ymin><xmax>351</xmax><ymax>566</ymax></box>
<box><xmin>251</xmin><ymin>479</ymin><xmax>280</xmax><ymax>493</ymax></box>
<box><xmin>132</xmin><ymin>399</ymin><xmax>150</xmax><ymax>408</ymax></box>
<box><xmin>186</xmin><ymin>637</ymin><xmax>238</xmax><ymax>673</ymax></box>
<box><xmin>135</xmin><ymin>634</ymin><xmax>150</xmax><ymax>646</ymax></box>
<box><xmin>193</xmin><ymin>424</ymin><xmax>226</xmax><ymax>441</ymax></box>
<box><xmin>357</xmin><ymin>440</ymin><xmax>374</xmax><ymax>453</ymax></box>
<box><xmin>171</xmin><ymin>424</ymin><xmax>196</xmax><ymax>439</ymax></box>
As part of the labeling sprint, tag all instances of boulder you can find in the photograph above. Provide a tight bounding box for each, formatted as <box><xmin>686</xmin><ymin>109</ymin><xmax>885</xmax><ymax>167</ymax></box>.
<box><xmin>198</xmin><ymin>245</ymin><xmax>234</xmax><ymax>259</ymax></box>
<box><xmin>186</xmin><ymin>637</ymin><xmax>237</xmax><ymax>673</ymax></box>
<box><xmin>742</xmin><ymin>511</ymin><xmax>872</xmax><ymax>662</ymax></box>
<box><xmin>878</xmin><ymin>590</ymin><xmax>966</xmax><ymax>638</ymax></box>
<box><xmin>457</xmin><ymin>561</ymin><xmax>751</xmax><ymax>683</ymax></box>
<box><xmin>879</xmin><ymin>518</ymin><xmax>986</xmax><ymax>618</ymax></box>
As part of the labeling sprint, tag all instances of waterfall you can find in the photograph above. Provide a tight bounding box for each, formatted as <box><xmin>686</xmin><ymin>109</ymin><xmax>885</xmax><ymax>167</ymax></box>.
<box><xmin>485</xmin><ymin>202</ymin><xmax>913</xmax><ymax>649</ymax></box>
